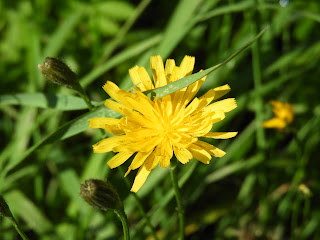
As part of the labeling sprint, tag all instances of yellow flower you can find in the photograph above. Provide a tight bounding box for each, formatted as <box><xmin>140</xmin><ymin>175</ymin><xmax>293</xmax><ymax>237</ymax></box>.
<box><xmin>89</xmin><ymin>55</ymin><xmax>237</xmax><ymax>192</ymax></box>
<box><xmin>262</xmin><ymin>100</ymin><xmax>294</xmax><ymax>129</ymax></box>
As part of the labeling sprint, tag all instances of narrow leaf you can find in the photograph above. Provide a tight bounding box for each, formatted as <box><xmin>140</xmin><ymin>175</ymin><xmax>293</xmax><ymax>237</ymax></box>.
<box><xmin>4</xmin><ymin>190</ymin><xmax>53</xmax><ymax>234</ymax></box>
<box><xmin>145</xmin><ymin>25</ymin><xmax>270</xmax><ymax>99</ymax></box>
<box><xmin>0</xmin><ymin>93</ymin><xmax>100</xmax><ymax>110</ymax></box>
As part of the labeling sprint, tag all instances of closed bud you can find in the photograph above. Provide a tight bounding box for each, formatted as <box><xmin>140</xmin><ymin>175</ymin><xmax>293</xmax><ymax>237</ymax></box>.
<box><xmin>0</xmin><ymin>195</ymin><xmax>15</xmax><ymax>221</ymax></box>
<box><xmin>81</xmin><ymin>179</ymin><xmax>123</xmax><ymax>211</ymax></box>
<box><xmin>38</xmin><ymin>57</ymin><xmax>82</xmax><ymax>92</ymax></box>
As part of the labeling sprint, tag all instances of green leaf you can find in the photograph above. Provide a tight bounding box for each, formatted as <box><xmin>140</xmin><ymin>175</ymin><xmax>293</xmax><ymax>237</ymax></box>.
<box><xmin>0</xmin><ymin>93</ymin><xmax>100</xmax><ymax>110</ymax></box>
<box><xmin>146</xmin><ymin>25</ymin><xmax>270</xmax><ymax>100</ymax></box>
<box><xmin>94</xmin><ymin>1</ymin><xmax>134</xmax><ymax>20</ymax></box>
<box><xmin>4</xmin><ymin>190</ymin><xmax>53</xmax><ymax>234</ymax></box>
<box><xmin>155</xmin><ymin>0</ymin><xmax>203</xmax><ymax>58</ymax></box>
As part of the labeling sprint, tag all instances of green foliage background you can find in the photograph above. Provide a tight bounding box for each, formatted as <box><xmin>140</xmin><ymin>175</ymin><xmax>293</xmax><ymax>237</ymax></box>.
<box><xmin>1</xmin><ymin>0</ymin><xmax>320</xmax><ymax>239</ymax></box>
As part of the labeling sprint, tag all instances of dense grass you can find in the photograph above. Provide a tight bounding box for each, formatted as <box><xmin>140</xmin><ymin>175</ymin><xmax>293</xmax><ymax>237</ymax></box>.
<box><xmin>1</xmin><ymin>0</ymin><xmax>320</xmax><ymax>239</ymax></box>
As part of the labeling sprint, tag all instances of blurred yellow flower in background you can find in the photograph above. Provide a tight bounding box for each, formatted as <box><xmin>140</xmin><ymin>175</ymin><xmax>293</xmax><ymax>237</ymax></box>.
<box><xmin>89</xmin><ymin>55</ymin><xmax>237</xmax><ymax>192</ymax></box>
<box><xmin>262</xmin><ymin>100</ymin><xmax>294</xmax><ymax>129</ymax></box>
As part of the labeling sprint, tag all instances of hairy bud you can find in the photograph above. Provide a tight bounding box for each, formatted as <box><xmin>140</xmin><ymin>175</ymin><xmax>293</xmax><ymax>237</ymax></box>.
<box><xmin>38</xmin><ymin>57</ymin><xmax>82</xmax><ymax>92</ymax></box>
<box><xmin>80</xmin><ymin>179</ymin><xmax>123</xmax><ymax>211</ymax></box>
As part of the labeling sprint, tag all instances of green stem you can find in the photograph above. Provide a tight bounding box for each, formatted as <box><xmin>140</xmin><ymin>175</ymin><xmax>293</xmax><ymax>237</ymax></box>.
<box><xmin>251</xmin><ymin>0</ymin><xmax>266</xmax><ymax>150</ymax></box>
<box><xmin>170</xmin><ymin>158</ymin><xmax>184</xmax><ymax>240</ymax></box>
<box><xmin>10</xmin><ymin>219</ymin><xmax>31</xmax><ymax>240</ymax></box>
<box><xmin>77</xmin><ymin>89</ymin><xmax>94</xmax><ymax>111</ymax></box>
<box><xmin>118</xmin><ymin>166</ymin><xmax>159</xmax><ymax>240</ymax></box>
<box><xmin>114</xmin><ymin>209</ymin><xmax>130</xmax><ymax>240</ymax></box>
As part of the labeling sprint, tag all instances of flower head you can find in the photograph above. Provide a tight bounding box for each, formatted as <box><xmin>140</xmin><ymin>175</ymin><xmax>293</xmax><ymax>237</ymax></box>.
<box><xmin>262</xmin><ymin>100</ymin><xmax>294</xmax><ymax>129</ymax></box>
<box><xmin>89</xmin><ymin>55</ymin><xmax>237</xmax><ymax>192</ymax></box>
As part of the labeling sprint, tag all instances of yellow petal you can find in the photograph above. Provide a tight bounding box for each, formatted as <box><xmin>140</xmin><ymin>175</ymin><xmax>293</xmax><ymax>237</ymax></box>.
<box><xmin>93</xmin><ymin>135</ymin><xmax>127</xmax><ymax>153</ymax></box>
<box><xmin>195</xmin><ymin>141</ymin><xmax>226</xmax><ymax>157</ymax></box>
<box><xmin>138</xmin><ymin>67</ymin><xmax>155</xmax><ymax>90</ymax></box>
<box><xmin>107</xmin><ymin>152</ymin><xmax>134</xmax><ymax>168</ymax></box>
<box><xmin>169</xmin><ymin>66</ymin><xmax>182</xmax><ymax>83</ymax></box>
<box><xmin>159</xmin><ymin>156</ymin><xmax>171</xmax><ymax>168</ymax></box>
<box><xmin>212</xmin><ymin>84</ymin><xmax>231</xmax><ymax>100</ymax></box>
<box><xmin>126</xmin><ymin>128</ymin><xmax>162</xmax><ymax>141</ymax></box>
<box><xmin>121</xmin><ymin>108</ymin><xmax>156</xmax><ymax>129</ymax></box>
<box><xmin>102</xmin><ymin>81</ymin><xmax>124</xmax><ymax>104</ymax></box>
<box><xmin>143</xmin><ymin>153</ymin><xmax>159</xmax><ymax>170</ymax></box>
<box><xmin>188</xmin><ymin>144</ymin><xmax>212</xmax><ymax>164</ymax></box>
<box><xmin>174</xmin><ymin>146</ymin><xmax>192</xmax><ymax>164</ymax></box>
<box><xmin>185</xmin><ymin>98</ymin><xmax>200</xmax><ymax>116</ymax></box>
<box><xmin>129</xmin><ymin>66</ymin><xmax>141</xmax><ymax>88</ymax></box>
<box><xmin>197</xmin><ymin>89</ymin><xmax>215</xmax><ymax>110</ymax></box>
<box><xmin>158</xmin><ymin>95</ymin><xmax>173</xmax><ymax>119</ymax></box>
<box><xmin>150</xmin><ymin>55</ymin><xmax>167</xmax><ymax>88</ymax></box>
<box><xmin>211</xmin><ymin>110</ymin><xmax>226</xmax><ymax>124</ymax></box>
<box><xmin>171</xmin><ymin>132</ymin><xmax>197</xmax><ymax>148</ymax></box>
<box><xmin>165</xmin><ymin>59</ymin><xmax>176</xmax><ymax>81</ymax></box>
<box><xmin>180</xmin><ymin>76</ymin><xmax>206</xmax><ymax>109</ymax></box>
<box><xmin>204</xmin><ymin>132</ymin><xmax>238</xmax><ymax>139</ymax></box>
<box><xmin>153</xmin><ymin>140</ymin><xmax>173</xmax><ymax>168</ymax></box>
<box><xmin>129</xmin><ymin>66</ymin><xmax>154</xmax><ymax>91</ymax></box>
<box><xmin>160</xmin><ymin>137</ymin><xmax>173</xmax><ymax>159</ymax></box>
<box><xmin>104</xmin><ymin>99</ymin><xmax>129</xmax><ymax>115</ymax></box>
<box><xmin>89</xmin><ymin>117</ymin><xmax>124</xmax><ymax>135</ymax></box>
<box><xmin>121</xmin><ymin>91</ymin><xmax>159</xmax><ymax>121</ymax></box>
<box><xmin>88</xmin><ymin>117</ymin><xmax>120</xmax><ymax>129</ymax></box>
<box><xmin>179</xmin><ymin>55</ymin><xmax>195</xmax><ymax>77</ymax></box>
<box><xmin>262</xmin><ymin>118</ymin><xmax>286</xmax><ymax>129</ymax></box>
<box><xmin>128</xmin><ymin>150</ymin><xmax>154</xmax><ymax>172</ymax></box>
<box><xmin>196</xmin><ymin>85</ymin><xmax>231</xmax><ymax>111</ymax></box>
<box><xmin>207</xmin><ymin>98</ymin><xmax>237</xmax><ymax>113</ymax></box>
<box><xmin>113</xmin><ymin>135</ymin><xmax>162</xmax><ymax>153</ymax></box>
<box><xmin>130</xmin><ymin>164</ymin><xmax>151</xmax><ymax>192</ymax></box>
<box><xmin>188</xmin><ymin>115</ymin><xmax>214</xmax><ymax>136</ymax></box>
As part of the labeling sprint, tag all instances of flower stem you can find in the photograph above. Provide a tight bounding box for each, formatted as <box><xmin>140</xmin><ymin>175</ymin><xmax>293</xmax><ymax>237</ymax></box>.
<box><xmin>77</xmin><ymin>88</ymin><xmax>94</xmax><ymax>111</ymax></box>
<box><xmin>118</xmin><ymin>166</ymin><xmax>159</xmax><ymax>240</ymax></box>
<box><xmin>170</xmin><ymin>158</ymin><xmax>185</xmax><ymax>240</ymax></box>
<box><xmin>10</xmin><ymin>219</ymin><xmax>31</xmax><ymax>240</ymax></box>
<box><xmin>114</xmin><ymin>209</ymin><xmax>130</xmax><ymax>240</ymax></box>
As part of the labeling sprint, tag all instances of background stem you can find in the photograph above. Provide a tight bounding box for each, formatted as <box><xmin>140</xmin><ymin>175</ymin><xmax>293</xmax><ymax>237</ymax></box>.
<box><xmin>10</xmin><ymin>219</ymin><xmax>31</xmax><ymax>240</ymax></box>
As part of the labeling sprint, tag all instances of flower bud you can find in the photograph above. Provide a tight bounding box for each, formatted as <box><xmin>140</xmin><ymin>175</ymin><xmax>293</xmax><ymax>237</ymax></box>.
<box><xmin>80</xmin><ymin>179</ymin><xmax>123</xmax><ymax>211</ymax></box>
<box><xmin>38</xmin><ymin>57</ymin><xmax>82</xmax><ymax>92</ymax></box>
<box><xmin>0</xmin><ymin>195</ymin><xmax>15</xmax><ymax>220</ymax></box>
